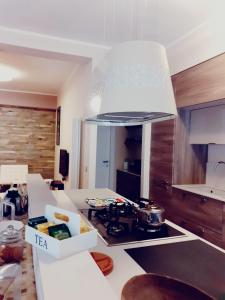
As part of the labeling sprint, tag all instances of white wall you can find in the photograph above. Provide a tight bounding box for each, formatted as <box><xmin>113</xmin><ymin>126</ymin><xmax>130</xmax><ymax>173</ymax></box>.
<box><xmin>167</xmin><ymin>16</ymin><xmax>225</xmax><ymax>75</ymax></box>
<box><xmin>54</xmin><ymin>62</ymin><xmax>92</xmax><ymax>189</ymax></box>
<box><xmin>0</xmin><ymin>90</ymin><xmax>57</xmax><ymax>109</ymax></box>
<box><xmin>206</xmin><ymin>145</ymin><xmax>225</xmax><ymax>190</ymax></box>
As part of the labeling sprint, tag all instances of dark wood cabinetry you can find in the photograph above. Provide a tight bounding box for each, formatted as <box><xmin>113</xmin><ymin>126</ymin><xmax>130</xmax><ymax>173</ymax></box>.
<box><xmin>173</xmin><ymin>189</ymin><xmax>223</xmax><ymax>233</ymax></box>
<box><xmin>172</xmin><ymin>52</ymin><xmax>225</xmax><ymax>108</ymax></box>
<box><xmin>169</xmin><ymin>188</ymin><xmax>224</xmax><ymax>248</ymax></box>
<box><xmin>149</xmin><ymin>53</ymin><xmax>225</xmax><ymax>249</ymax></box>
<box><xmin>116</xmin><ymin>170</ymin><xmax>140</xmax><ymax>201</ymax></box>
<box><xmin>149</xmin><ymin>116</ymin><xmax>223</xmax><ymax>248</ymax></box>
<box><xmin>149</xmin><ymin>119</ymin><xmax>175</xmax><ymax>219</ymax></box>
<box><xmin>170</xmin><ymin>213</ymin><xmax>223</xmax><ymax>248</ymax></box>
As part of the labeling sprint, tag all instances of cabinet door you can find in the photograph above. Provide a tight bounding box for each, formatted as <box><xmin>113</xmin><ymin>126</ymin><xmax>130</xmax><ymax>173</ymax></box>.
<box><xmin>171</xmin><ymin>214</ymin><xmax>223</xmax><ymax>248</ymax></box>
<box><xmin>172</xmin><ymin>53</ymin><xmax>225</xmax><ymax>108</ymax></box>
<box><xmin>172</xmin><ymin>189</ymin><xmax>223</xmax><ymax>234</ymax></box>
<box><xmin>150</xmin><ymin>119</ymin><xmax>175</xmax><ymax>215</ymax></box>
<box><xmin>150</xmin><ymin>182</ymin><xmax>172</xmax><ymax>219</ymax></box>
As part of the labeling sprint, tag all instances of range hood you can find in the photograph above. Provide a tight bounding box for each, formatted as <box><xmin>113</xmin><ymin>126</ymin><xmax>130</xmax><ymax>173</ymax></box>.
<box><xmin>86</xmin><ymin>112</ymin><xmax>174</xmax><ymax>126</ymax></box>
<box><xmin>85</xmin><ymin>41</ymin><xmax>177</xmax><ymax>126</ymax></box>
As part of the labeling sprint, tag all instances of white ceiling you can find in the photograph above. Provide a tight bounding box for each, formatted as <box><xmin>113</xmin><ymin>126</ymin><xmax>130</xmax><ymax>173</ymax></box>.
<box><xmin>0</xmin><ymin>0</ymin><xmax>222</xmax><ymax>46</ymax></box>
<box><xmin>0</xmin><ymin>51</ymin><xmax>78</xmax><ymax>95</ymax></box>
<box><xmin>0</xmin><ymin>0</ymin><xmax>223</xmax><ymax>95</ymax></box>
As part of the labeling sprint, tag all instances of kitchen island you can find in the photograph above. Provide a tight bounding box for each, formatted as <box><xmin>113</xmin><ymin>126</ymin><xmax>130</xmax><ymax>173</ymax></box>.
<box><xmin>27</xmin><ymin>175</ymin><xmax>225</xmax><ymax>300</ymax></box>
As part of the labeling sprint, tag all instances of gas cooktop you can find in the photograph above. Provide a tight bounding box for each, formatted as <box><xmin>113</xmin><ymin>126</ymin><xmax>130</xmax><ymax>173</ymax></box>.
<box><xmin>79</xmin><ymin>208</ymin><xmax>185</xmax><ymax>246</ymax></box>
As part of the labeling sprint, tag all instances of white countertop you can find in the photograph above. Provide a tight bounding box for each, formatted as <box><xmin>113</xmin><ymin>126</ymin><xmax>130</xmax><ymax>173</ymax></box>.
<box><xmin>27</xmin><ymin>175</ymin><xmax>225</xmax><ymax>300</ymax></box>
<box><xmin>172</xmin><ymin>184</ymin><xmax>225</xmax><ymax>203</ymax></box>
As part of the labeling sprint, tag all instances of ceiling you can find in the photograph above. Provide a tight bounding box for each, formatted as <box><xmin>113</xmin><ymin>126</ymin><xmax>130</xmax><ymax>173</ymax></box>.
<box><xmin>0</xmin><ymin>0</ymin><xmax>223</xmax><ymax>95</ymax></box>
<box><xmin>0</xmin><ymin>0</ymin><xmax>222</xmax><ymax>46</ymax></box>
<box><xmin>0</xmin><ymin>51</ymin><xmax>78</xmax><ymax>95</ymax></box>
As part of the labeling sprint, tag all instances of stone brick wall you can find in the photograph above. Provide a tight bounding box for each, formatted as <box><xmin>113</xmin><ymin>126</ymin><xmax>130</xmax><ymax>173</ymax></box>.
<box><xmin>0</xmin><ymin>105</ymin><xmax>56</xmax><ymax>179</ymax></box>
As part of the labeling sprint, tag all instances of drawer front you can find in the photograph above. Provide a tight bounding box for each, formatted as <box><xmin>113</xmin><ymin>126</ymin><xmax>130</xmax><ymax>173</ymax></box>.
<box><xmin>169</xmin><ymin>215</ymin><xmax>223</xmax><ymax>248</ymax></box>
<box><xmin>172</xmin><ymin>189</ymin><xmax>223</xmax><ymax>233</ymax></box>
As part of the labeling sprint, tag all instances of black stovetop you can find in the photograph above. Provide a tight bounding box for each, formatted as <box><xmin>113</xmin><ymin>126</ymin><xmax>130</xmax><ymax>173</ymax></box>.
<box><xmin>125</xmin><ymin>240</ymin><xmax>225</xmax><ymax>299</ymax></box>
<box><xmin>79</xmin><ymin>208</ymin><xmax>185</xmax><ymax>246</ymax></box>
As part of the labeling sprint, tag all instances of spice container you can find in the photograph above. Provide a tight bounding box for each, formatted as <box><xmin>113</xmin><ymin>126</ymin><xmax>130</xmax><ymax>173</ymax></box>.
<box><xmin>0</xmin><ymin>225</ymin><xmax>24</xmax><ymax>263</ymax></box>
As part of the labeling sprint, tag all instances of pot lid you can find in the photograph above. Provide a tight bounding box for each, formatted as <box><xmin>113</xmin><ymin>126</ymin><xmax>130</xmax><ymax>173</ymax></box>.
<box><xmin>140</xmin><ymin>204</ymin><xmax>165</xmax><ymax>214</ymax></box>
<box><xmin>0</xmin><ymin>225</ymin><xmax>20</xmax><ymax>243</ymax></box>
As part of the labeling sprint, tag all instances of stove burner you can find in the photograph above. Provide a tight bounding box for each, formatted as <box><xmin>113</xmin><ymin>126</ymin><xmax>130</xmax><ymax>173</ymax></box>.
<box><xmin>108</xmin><ymin>202</ymin><xmax>133</xmax><ymax>219</ymax></box>
<box><xmin>133</xmin><ymin>221</ymin><xmax>168</xmax><ymax>238</ymax></box>
<box><xmin>79</xmin><ymin>208</ymin><xmax>185</xmax><ymax>246</ymax></box>
<box><xmin>107</xmin><ymin>221</ymin><xmax>129</xmax><ymax>237</ymax></box>
<box><xmin>95</xmin><ymin>209</ymin><xmax>109</xmax><ymax>222</ymax></box>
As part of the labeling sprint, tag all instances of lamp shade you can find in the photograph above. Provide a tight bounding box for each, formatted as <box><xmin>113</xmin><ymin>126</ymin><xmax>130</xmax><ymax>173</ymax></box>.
<box><xmin>86</xmin><ymin>40</ymin><xmax>177</xmax><ymax>126</ymax></box>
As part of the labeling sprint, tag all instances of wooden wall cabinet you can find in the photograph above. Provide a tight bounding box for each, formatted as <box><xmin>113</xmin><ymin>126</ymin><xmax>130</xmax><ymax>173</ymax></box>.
<box><xmin>150</xmin><ymin>53</ymin><xmax>225</xmax><ymax>248</ymax></box>
<box><xmin>172</xmin><ymin>53</ymin><xmax>225</xmax><ymax>108</ymax></box>
<box><xmin>149</xmin><ymin>119</ymin><xmax>175</xmax><ymax>219</ymax></box>
<box><xmin>149</xmin><ymin>116</ymin><xmax>218</xmax><ymax>247</ymax></box>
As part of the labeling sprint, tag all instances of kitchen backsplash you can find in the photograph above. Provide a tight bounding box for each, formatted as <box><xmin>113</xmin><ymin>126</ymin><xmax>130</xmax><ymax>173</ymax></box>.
<box><xmin>206</xmin><ymin>144</ymin><xmax>225</xmax><ymax>190</ymax></box>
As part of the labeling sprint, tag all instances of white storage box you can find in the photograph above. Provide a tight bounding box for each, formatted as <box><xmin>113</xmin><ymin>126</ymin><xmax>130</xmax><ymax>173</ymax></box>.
<box><xmin>25</xmin><ymin>205</ymin><xmax>97</xmax><ymax>259</ymax></box>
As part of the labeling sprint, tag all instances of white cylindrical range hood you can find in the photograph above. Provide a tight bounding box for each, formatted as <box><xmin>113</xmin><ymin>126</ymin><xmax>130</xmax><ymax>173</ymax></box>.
<box><xmin>86</xmin><ymin>40</ymin><xmax>177</xmax><ymax>126</ymax></box>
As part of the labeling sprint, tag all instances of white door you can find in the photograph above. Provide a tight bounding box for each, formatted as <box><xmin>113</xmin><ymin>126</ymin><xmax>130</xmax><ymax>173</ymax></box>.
<box><xmin>95</xmin><ymin>127</ymin><xmax>111</xmax><ymax>188</ymax></box>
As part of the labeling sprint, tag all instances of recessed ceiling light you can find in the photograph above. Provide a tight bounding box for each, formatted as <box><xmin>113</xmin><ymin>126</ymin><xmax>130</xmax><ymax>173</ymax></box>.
<box><xmin>0</xmin><ymin>64</ymin><xmax>21</xmax><ymax>82</ymax></box>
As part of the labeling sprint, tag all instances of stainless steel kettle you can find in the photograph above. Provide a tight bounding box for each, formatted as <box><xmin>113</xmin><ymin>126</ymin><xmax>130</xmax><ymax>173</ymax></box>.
<box><xmin>136</xmin><ymin>201</ymin><xmax>165</xmax><ymax>227</ymax></box>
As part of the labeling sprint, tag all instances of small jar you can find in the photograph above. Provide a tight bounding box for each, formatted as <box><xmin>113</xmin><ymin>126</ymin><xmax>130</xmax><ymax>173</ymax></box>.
<box><xmin>0</xmin><ymin>225</ymin><xmax>24</xmax><ymax>263</ymax></box>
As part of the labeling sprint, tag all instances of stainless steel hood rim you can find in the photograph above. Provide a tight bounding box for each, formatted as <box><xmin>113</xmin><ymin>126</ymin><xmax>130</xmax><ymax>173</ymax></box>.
<box><xmin>85</xmin><ymin>114</ymin><xmax>176</xmax><ymax>126</ymax></box>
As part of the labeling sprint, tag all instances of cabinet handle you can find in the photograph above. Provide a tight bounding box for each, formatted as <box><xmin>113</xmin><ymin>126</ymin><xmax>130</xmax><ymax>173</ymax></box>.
<box><xmin>163</xmin><ymin>180</ymin><xmax>169</xmax><ymax>185</ymax></box>
<box><xmin>158</xmin><ymin>180</ymin><xmax>169</xmax><ymax>186</ymax></box>
<box><xmin>201</xmin><ymin>228</ymin><xmax>205</xmax><ymax>235</ymax></box>
<box><xmin>201</xmin><ymin>197</ymin><xmax>207</xmax><ymax>204</ymax></box>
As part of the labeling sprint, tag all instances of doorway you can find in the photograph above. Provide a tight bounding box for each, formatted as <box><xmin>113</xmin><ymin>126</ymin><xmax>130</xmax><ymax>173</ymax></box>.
<box><xmin>95</xmin><ymin>124</ymin><xmax>150</xmax><ymax>198</ymax></box>
<box><xmin>95</xmin><ymin>126</ymin><xmax>114</xmax><ymax>189</ymax></box>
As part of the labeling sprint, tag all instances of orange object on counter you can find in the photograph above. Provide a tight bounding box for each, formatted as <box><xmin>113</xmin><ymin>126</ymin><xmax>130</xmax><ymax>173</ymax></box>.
<box><xmin>116</xmin><ymin>198</ymin><xmax>125</xmax><ymax>203</ymax></box>
<box><xmin>90</xmin><ymin>252</ymin><xmax>113</xmax><ymax>276</ymax></box>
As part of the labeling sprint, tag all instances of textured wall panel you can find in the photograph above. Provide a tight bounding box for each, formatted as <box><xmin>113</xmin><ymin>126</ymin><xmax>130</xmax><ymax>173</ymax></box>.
<box><xmin>0</xmin><ymin>105</ymin><xmax>55</xmax><ymax>179</ymax></box>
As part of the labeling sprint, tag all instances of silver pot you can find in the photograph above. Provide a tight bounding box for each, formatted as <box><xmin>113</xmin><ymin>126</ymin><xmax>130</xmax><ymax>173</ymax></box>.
<box><xmin>136</xmin><ymin>203</ymin><xmax>165</xmax><ymax>227</ymax></box>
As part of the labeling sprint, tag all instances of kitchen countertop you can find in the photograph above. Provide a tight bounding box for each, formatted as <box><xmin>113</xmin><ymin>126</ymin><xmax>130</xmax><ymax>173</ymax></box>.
<box><xmin>27</xmin><ymin>175</ymin><xmax>225</xmax><ymax>300</ymax></box>
<box><xmin>27</xmin><ymin>174</ymin><xmax>117</xmax><ymax>300</ymax></box>
<box><xmin>173</xmin><ymin>184</ymin><xmax>225</xmax><ymax>203</ymax></box>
